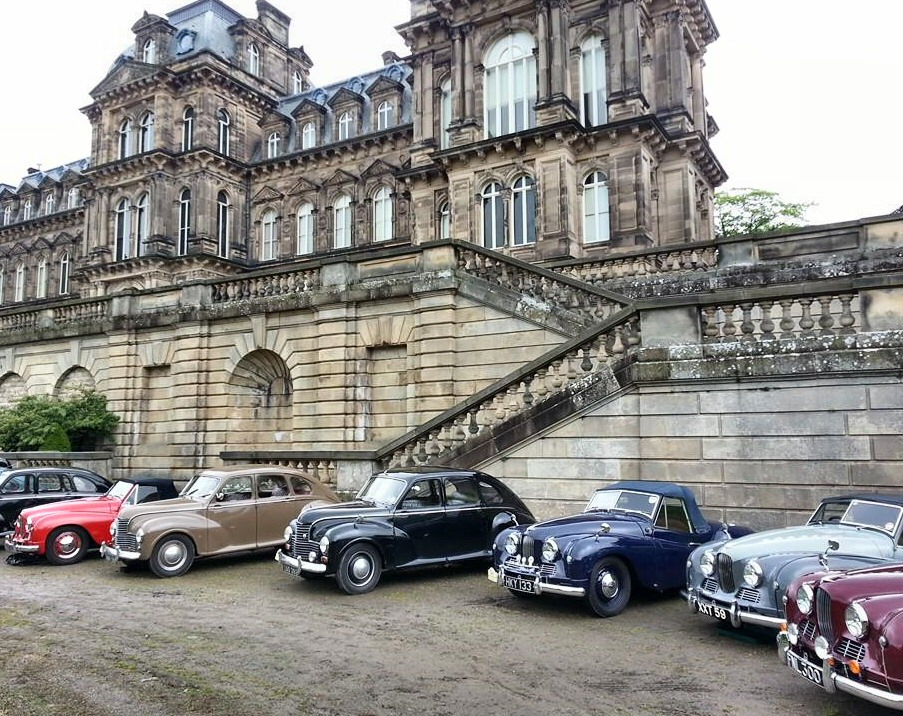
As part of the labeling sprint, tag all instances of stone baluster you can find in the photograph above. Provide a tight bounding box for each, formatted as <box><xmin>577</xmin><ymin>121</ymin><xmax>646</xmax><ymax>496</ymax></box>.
<box><xmin>701</xmin><ymin>306</ymin><xmax>719</xmax><ymax>342</ymax></box>
<box><xmin>739</xmin><ymin>302</ymin><xmax>756</xmax><ymax>341</ymax></box>
<box><xmin>838</xmin><ymin>294</ymin><xmax>856</xmax><ymax>334</ymax></box>
<box><xmin>758</xmin><ymin>301</ymin><xmax>776</xmax><ymax>341</ymax></box>
<box><xmin>779</xmin><ymin>299</ymin><xmax>795</xmax><ymax>339</ymax></box>
<box><xmin>817</xmin><ymin>295</ymin><xmax>836</xmax><ymax>335</ymax></box>
<box><xmin>798</xmin><ymin>299</ymin><xmax>815</xmax><ymax>337</ymax></box>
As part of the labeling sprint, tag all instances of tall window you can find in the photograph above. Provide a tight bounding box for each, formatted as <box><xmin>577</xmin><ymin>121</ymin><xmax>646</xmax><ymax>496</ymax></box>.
<box><xmin>440</xmin><ymin>79</ymin><xmax>452</xmax><ymax>149</ymax></box>
<box><xmin>248</xmin><ymin>42</ymin><xmax>260</xmax><ymax>76</ymax></box>
<box><xmin>338</xmin><ymin>111</ymin><xmax>353</xmax><ymax>141</ymax></box>
<box><xmin>301</xmin><ymin>122</ymin><xmax>316</xmax><ymax>150</ymax></box>
<box><xmin>481</xmin><ymin>182</ymin><xmax>505</xmax><ymax>249</ymax></box>
<box><xmin>512</xmin><ymin>175</ymin><xmax>536</xmax><ymax>245</ymax></box>
<box><xmin>261</xmin><ymin>209</ymin><xmax>278</xmax><ymax>260</ymax></box>
<box><xmin>217</xmin><ymin>109</ymin><xmax>231</xmax><ymax>155</ymax></box>
<box><xmin>138</xmin><ymin>111</ymin><xmax>155</xmax><ymax>152</ymax></box>
<box><xmin>583</xmin><ymin>171</ymin><xmax>611</xmax><ymax>243</ymax></box>
<box><xmin>377</xmin><ymin>100</ymin><xmax>394</xmax><ymax>130</ymax></box>
<box><xmin>182</xmin><ymin>107</ymin><xmax>194</xmax><ymax>151</ymax></box>
<box><xmin>58</xmin><ymin>252</ymin><xmax>70</xmax><ymax>295</ymax></box>
<box><xmin>333</xmin><ymin>195</ymin><xmax>352</xmax><ymax>249</ymax></box>
<box><xmin>14</xmin><ymin>263</ymin><xmax>25</xmax><ymax>302</ymax></box>
<box><xmin>118</xmin><ymin>119</ymin><xmax>133</xmax><ymax>159</ymax></box>
<box><xmin>44</xmin><ymin>194</ymin><xmax>54</xmax><ymax>215</ymax></box>
<box><xmin>292</xmin><ymin>70</ymin><xmax>304</xmax><ymax>94</ymax></box>
<box><xmin>580</xmin><ymin>36</ymin><xmax>608</xmax><ymax>127</ymax></box>
<box><xmin>178</xmin><ymin>188</ymin><xmax>191</xmax><ymax>255</ymax></box>
<box><xmin>267</xmin><ymin>132</ymin><xmax>281</xmax><ymax>158</ymax></box>
<box><xmin>484</xmin><ymin>32</ymin><xmax>537</xmax><ymax>138</ymax></box>
<box><xmin>36</xmin><ymin>258</ymin><xmax>48</xmax><ymax>299</ymax></box>
<box><xmin>115</xmin><ymin>198</ymin><xmax>132</xmax><ymax>260</ymax></box>
<box><xmin>23</xmin><ymin>200</ymin><xmax>33</xmax><ymax>221</ymax></box>
<box><xmin>67</xmin><ymin>187</ymin><xmax>80</xmax><ymax>209</ymax></box>
<box><xmin>296</xmin><ymin>202</ymin><xmax>315</xmax><ymax>254</ymax></box>
<box><xmin>135</xmin><ymin>192</ymin><xmax>149</xmax><ymax>257</ymax></box>
<box><xmin>372</xmin><ymin>187</ymin><xmax>393</xmax><ymax>242</ymax></box>
<box><xmin>143</xmin><ymin>38</ymin><xmax>156</xmax><ymax>63</ymax></box>
<box><xmin>439</xmin><ymin>201</ymin><xmax>450</xmax><ymax>239</ymax></box>
<box><xmin>0</xmin><ymin>269</ymin><xmax>4</xmax><ymax>304</ymax></box>
<box><xmin>217</xmin><ymin>191</ymin><xmax>230</xmax><ymax>257</ymax></box>
<box><xmin>2</xmin><ymin>205</ymin><xmax>10</xmax><ymax>225</ymax></box>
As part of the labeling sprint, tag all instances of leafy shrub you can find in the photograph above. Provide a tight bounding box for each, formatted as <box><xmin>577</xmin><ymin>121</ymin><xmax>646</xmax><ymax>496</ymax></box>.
<box><xmin>0</xmin><ymin>390</ymin><xmax>120</xmax><ymax>452</ymax></box>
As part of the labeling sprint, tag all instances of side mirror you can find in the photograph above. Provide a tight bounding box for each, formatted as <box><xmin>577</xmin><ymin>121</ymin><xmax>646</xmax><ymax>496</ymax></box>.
<box><xmin>215</xmin><ymin>492</ymin><xmax>225</xmax><ymax>502</ymax></box>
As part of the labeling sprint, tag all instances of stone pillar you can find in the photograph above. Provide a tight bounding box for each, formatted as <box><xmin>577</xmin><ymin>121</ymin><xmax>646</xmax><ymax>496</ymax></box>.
<box><xmin>450</xmin><ymin>27</ymin><xmax>465</xmax><ymax>122</ymax></box>
<box><xmin>536</xmin><ymin>2</ymin><xmax>551</xmax><ymax>100</ymax></box>
<box><xmin>462</xmin><ymin>24</ymin><xmax>475</xmax><ymax>121</ymax></box>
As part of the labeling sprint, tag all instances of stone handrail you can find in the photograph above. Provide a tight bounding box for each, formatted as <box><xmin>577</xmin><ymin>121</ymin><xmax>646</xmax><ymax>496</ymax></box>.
<box><xmin>378</xmin><ymin>307</ymin><xmax>641</xmax><ymax>469</ymax></box>
<box><xmin>53</xmin><ymin>299</ymin><xmax>109</xmax><ymax>325</ymax></box>
<box><xmin>549</xmin><ymin>243</ymin><xmax>719</xmax><ymax>287</ymax></box>
<box><xmin>210</xmin><ymin>267</ymin><xmax>321</xmax><ymax>304</ymax></box>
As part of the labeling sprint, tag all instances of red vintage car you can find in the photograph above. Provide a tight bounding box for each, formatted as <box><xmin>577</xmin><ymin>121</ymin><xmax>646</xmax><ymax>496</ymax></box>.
<box><xmin>779</xmin><ymin>559</ymin><xmax>903</xmax><ymax>711</ymax></box>
<box><xmin>5</xmin><ymin>477</ymin><xmax>179</xmax><ymax>565</ymax></box>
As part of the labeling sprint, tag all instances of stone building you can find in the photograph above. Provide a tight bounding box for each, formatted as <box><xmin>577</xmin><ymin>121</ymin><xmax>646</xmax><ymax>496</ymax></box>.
<box><xmin>0</xmin><ymin>0</ymin><xmax>901</xmax><ymax>527</ymax></box>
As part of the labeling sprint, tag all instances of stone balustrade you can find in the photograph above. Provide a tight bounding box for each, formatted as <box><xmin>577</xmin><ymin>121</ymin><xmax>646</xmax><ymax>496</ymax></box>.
<box><xmin>0</xmin><ymin>309</ymin><xmax>40</xmax><ymax>332</ymax></box>
<box><xmin>53</xmin><ymin>300</ymin><xmax>109</xmax><ymax>325</ymax></box>
<box><xmin>210</xmin><ymin>267</ymin><xmax>321</xmax><ymax>304</ymax></box>
<box><xmin>552</xmin><ymin>245</ymin><xmax>719</xmax><ymax>286</ymax></box>
<box><xmin>231</xmin><ymin>456</ymin><xmax>338</xmax><ymax>487</ymax></box>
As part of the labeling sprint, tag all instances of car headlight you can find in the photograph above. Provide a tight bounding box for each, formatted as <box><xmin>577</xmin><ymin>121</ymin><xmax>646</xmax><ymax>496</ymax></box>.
<box><xmin>110</xmin><ymin>521</ymin><xmax>117</xmax><ymax>536</ymax></box>
<box><xmin>283</xmin><ymin>525</ymin><xmax>293</xmax><ymax>542</ymax></box>
<box><xmin>135</xmin><ymin>527</ymin><xmax>145</xmax><ymax>547</ymax></box>
<box><xmin>845</xmin><ymin>602</ymin><xmax>869</xmax><ymax>639</ymax></box>
<box><xmin>504</xmin><ymin>532</ymin><xmax>521</xmax><ymax>555</ymax></box>
<box><xmin>319</xmin><ymin>536</ymin><xmax>330</xmax><ymax>553</ymax></box>
<box><xmin>796</xmin><ymin>584</ymin><xmax>814</xmax><ymax>615</ymax></box>
<box><xmin>541</xmin><ymin>537</ymin><xmax>559</xmax><ymax>562</ymax></box>
<box><xmin>743</xmin><ymin>560</ymin><xmax>764</xmax><ymax>588</ymax></box>
<box><xmin>700</xmin><ymin>550</ymin><xmax>716</xmax><ymax>577</ymax></box>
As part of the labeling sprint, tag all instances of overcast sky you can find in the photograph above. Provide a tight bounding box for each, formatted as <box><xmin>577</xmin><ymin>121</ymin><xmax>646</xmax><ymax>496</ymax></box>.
<box><xmin>1</xmin><ymin>0</ymin><xmax>900</xmax><ymax>226</ymax></box>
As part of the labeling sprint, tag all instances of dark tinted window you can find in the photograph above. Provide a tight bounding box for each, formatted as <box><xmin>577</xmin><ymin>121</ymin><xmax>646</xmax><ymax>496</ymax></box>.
<box><xmin>71</xmin><ymin>475</ymin><xmax>98</xmax><ymax>492</ymax></box>
<box><xmin>478</xmin><ymin>481</ymin><xmax>503</xmax><ymax>505</ymax></box>
<box><xmin>809</xmin><ymin>500</ymin><xmax>851</xmax><ymax>524</ymax></box>
<box><xmin>136</xmin><ymin>485</ymin><xmax>163</xmax><ymax>504</ymax></box>
<box><xmin>401</xmin><ymin>479</ymin><xmax>441</xmax><ymax>509</ymax></box>
<box><xmin>1</xmin><ymin>474</ymin><xmax>28</xmax><ymax>494</ymax></box>
<box><xmin>655</xmin><ymin>497</ymin><xmax>691</xmax><ymax>532</ymax></box>
<box><xmin>444</xmin><ymin>476</ymin><xmax>479</xmax><ymax>506</ymax></box>
<box><xmin>38</xmin><ymin>475</ymin><xmax>64</xmax><ymax>493</ymax></box>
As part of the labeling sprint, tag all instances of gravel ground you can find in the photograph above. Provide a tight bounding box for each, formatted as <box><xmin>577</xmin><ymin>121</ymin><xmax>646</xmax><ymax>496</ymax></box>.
<box><xmin>0</xmin><ymin>549</ymin><xmax>892</xmax><ymax>716</ymax></box>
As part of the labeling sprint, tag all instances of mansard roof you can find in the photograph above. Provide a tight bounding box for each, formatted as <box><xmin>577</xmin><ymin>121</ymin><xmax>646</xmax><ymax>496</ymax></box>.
<box><xmin>14</xmin><ymin>160</ymin><xmax>89</xmax><ymax>193</ymax></box>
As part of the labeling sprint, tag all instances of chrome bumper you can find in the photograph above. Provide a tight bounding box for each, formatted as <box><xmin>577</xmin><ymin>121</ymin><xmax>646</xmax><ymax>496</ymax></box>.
<box><xmin>487</xmin><ymin>566</ymin><xmax>586</xmax><ymax>597</ymax></box>
<box><xmin>99</xmin><ymin>542</ymin><xmax>141</xmax><ymax>562</ymax></box>
<box><xmin>275</xmin><ymin>549</ymin><xmax>326</xmax><ymax>574</ymax></box>
<box><xmin>4</xmin><ymin>536</ymin><xmax>40</xmax><ymax>554</ymax></box>
<box><xmin>686</xmin><ymin>586</ymin><xmax>783</xmax><ymax>629</ymax></box>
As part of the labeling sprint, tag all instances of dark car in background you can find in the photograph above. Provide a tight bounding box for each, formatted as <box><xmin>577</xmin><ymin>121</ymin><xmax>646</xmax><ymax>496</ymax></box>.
<box><xmin>489</xmin><ymin>481</ymin><xmax>750</xmax><ymax>617</ymax></box>
<box><xmin>277</xmin><ymin>467</ymin><xmax>535</xmax><ymax>594</ymax></box>
<box><xmin>0</xmin><ymin>467</ymin><xmax>111</xmax><ymax>536</ymax></box>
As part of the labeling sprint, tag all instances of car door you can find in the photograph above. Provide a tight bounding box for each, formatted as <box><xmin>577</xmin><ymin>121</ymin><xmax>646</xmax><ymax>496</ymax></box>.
<box><xmin>205</xmin><ymin>475</ymin><xmax>257</xmax><ymax>554</ymax></box>
<box><xmin>441</xmin><ymin>476</ymin><xmax>489</xmax><ymax>559</ymax></box>
<box><xmin>0</xmin><ymin>473</ymin><xmax>36</xmax><ymax>530</ymax></box>
<box><xmin>651</xmin><ymin>496</ymin><xmax>698</xmax><ymax>589</ymax></box>
<box><xmin>255</xmin><ymin>472</ymin><xmax>311</xmax><ymax>546</ymax></box>
<box><xmin>393</xmin><ymin>479</ymin><xmax>447</xmax><ymax>563</ymax></box>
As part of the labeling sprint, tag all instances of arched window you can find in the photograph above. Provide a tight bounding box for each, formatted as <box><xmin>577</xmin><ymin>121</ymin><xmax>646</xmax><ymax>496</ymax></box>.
<box><xmin>248</xmin><ymin>42</ymin><xmax>260</xmax><ymax>76</ymax></box>
<box><xmin>182</xmin><ymin>107</ymin><xmax>194</xmax><ymax>151</ymax></box>
<box><xmin>178</xmin><ymin>188</ymin><xmax>191</xmax><ymax>255</ymax></box>
<box><xmin>439</xmin><ymin>201</ymin><xmax>450</xmax><ymax>239</ymax></box>
<box><xmin>67</xmin><ymin>187</ymin><xmax>80</xmax><ymax>209</ymax></box>
<box><xmin>512</xmin><ymin>175</ymin><xmax>536</xmax><ymax>246</ymax></box>
<box><xmin>36</xmin><ymin>258</ymin><xmax>48</xmax><ymax>299</ymax></box>
<box><xmin>2</xmin><ymin>205</ymin><xmax>10</xmax><ymax>225</ymax></box>
<box><xmin>138</xmin><ymin>111</ymin><xmax>155</xmax><ymax>152</ymax></box>
<box><xmin>580</xmin><ymin>36</ymin><xmax>608</xmax><ymax>127</ymax></box>
<box><xmin>373</xmin><ymin>186</ymin><xmax>393</xmax><ymax>242</ymax></box>
<box><xmin>135</xmin><ymin>192</ymin><xmax>149</xmax><ymax>257</ymax></box>
<box><xmin>440</xmin><ymin>79</ymin><xmax>452</xmax><ymax>150</ymax></box>
<box><xmin>481</xmin><ymin>182</ymin><xmax>505</xmax><ymax>249</ymax></box>
<box><xmin>484</xmin><ymin>32</ymin><xmax>537</xmax><ymax>138</ymax></box>
<box><xmin>583</xmin><ymin>171</ymin><xmax>611</xmax><ymax>243</ymax></box>
<box><xmin>301</xmin><ymin>122</ymin><xmax>317</xmax><ymax>150</ymax></box>
<box><xmin>377</xmin><ymin>100</ymin><xmax>394</xmax><ymax>131</ymax></box>
<box><xmin>296</xmin><ymin>202</ymin><xmax>315</xmax><ymax>255</ymax></box>
<box><xmin>115</xmin><ymin>198</ymin><xmax>132</xmax><ymax>260</ymax></box>
<box><xmin>58</xmin><ymin>252</ymin><xmax>70</xmax><ymax>295</ymax></box>
<box><xmin>261</xmin><ymin>209</ymin><xmax>278</xmax><ymax>260</ymax></box>
<box><xmin>292</xmin><ymin>70</ymin><xmax>304</xmax><ymax>94</ymax></box>
<box><xmin>217</xmin><ymin>109</ymin><xmax>231</xmax><ymax>155</ymax></box>
<box><xmin>267</xmin><ymin>131</ymin><xmax>281</xmax><ymax>158</ymax></box>
<box><xmin>14</xmin><ymin>262</ymin><xmax>25</xmax><ymax>302</ymax></box>
<box><xmin>338</xmin><ymin>112</ymin><xmax>353</xmax><ymax>141</ymax></box>
<box><xmin>143</xmin><ymin>38</ymin><xmax>156</xmax><ymax>64</ymax></box>
<box><xmin>333</xmin><ymin>195</ymin><xmax>352</xmax><ymax>249</ymax></box>
<box><xmin>118</xmin><ymin>119</ymin><xmax>133</xmax><ymax>159</ymax></box>
<box><xmin>217</xmin><ymin>191</ymin><xmax>230</xmax><ymax>257</ymax></box>
<box><xmin>23</xmin><ymin>200</ymin><xmax>33</xmax><ymax>221</ymax></box>
<box><xmin>44</xmin><ymin>194</ymin><xmax>54</xmax><ymax>215</ymax></box>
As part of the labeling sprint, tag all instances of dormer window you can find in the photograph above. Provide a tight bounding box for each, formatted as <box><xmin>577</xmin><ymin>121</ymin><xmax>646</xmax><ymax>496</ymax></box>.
<box><xmin>44</xmin><ymin>194</ymin><xmax>54</xmax><ymax>215</ymax></box>
<box><xmin>267</xmin><ymin>132</ymin><xmax>281</xmax><ymax>159</ymax></box>
<box><xmin>23</xmin><ymin>200</ymin><xmax>33</xmax><ymax>221</ymax></box>
<box><xmin>138</xmin><ymin>111</ymin><xmax>155</xmax><ymax>152</ymax></box>
<box><xmin>248</xmin><ymin>42</ymin><xmax>260</xmax><ymax>76</ymax></box>
<box><xmin>2</xmin><ymin>205</ymin><xmax>10</xmax><ymax>225</ymax></box>
<box><xmin>338</xmin><ymin>112</ymin><xmax>354</xmax><ymax>141</ymax></box>
<box><xmin>143</xmin><ymin>38</ymin><xmax>157</xmax><ymax>64</ymax></box>
<box><xmin>377</xmin><ymin>100</ymin><xmax>394</xmax><ymax>131</ymax></box>
<box><xmin>118</xmin><ymin>118</ymin><xmax>133</xmax><ymax>159</ymax></box>
<box><xmin>292</xmin><ymin>71</ymin><xmax>304</xmax><ymax>95</ymax></box>
<box><xmin>301</xmin><ymin>122</ymin><xmax>316</xmax><ymax>150</ymax></box>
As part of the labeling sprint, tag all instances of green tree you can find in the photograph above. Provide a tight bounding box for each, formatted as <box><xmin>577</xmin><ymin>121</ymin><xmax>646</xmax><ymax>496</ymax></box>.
<box><xmin>715</xmin><ymin>188</ymin><xmax>813</xmax><ymax>238</ymax></box>
<box><xmin>0</xmin><ymin>390</ymin><xmax>119</xmax><ymax>452</ymax></box>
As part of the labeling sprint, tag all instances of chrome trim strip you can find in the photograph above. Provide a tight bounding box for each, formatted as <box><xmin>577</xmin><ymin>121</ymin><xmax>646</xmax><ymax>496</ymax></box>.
<box><xmin>4</xmin><ymin>537</ymin><xmax>40</xmax><ymax>553</ymax></box>
<box><xmin>99</xmin><ymin>543</ymin><xmax>140</xmax><ymax>561</ymax></box>
<box><xmin>275</xmin><ymin>548</ymin><xmax>326</xmax><ymax>574</ymax></box>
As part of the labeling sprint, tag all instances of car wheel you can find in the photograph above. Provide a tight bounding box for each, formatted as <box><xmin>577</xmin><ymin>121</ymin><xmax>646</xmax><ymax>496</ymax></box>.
<box><xmin>586</xmin><ymin>557</ymin><xmax>632</xmax><ymax>617</ymax></box>
<box><xmin>335</xmin><ymin>543</ymin><xmax>382</xmax><ymax>594</ymax></box>
<box><xmin>46</xmin><ymin>526</ymin><xmax>90</xmax><ymax>566</ymax></box>
<box><xmin>149</xmin><ymin>535</ymin><xmax>195</xmax><ymax>578</ymax></box>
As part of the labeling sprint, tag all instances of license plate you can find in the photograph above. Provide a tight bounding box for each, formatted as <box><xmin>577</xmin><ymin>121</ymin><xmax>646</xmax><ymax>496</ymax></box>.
<box><xmin>281</xmin><ymin>562</ymin><xmax>301</xmax><ymax>577</ymax></box>
<box><xmin>695</xmin><ymin>600</ymin><xmax>728</xmax><ymax>620</ymax></box>
<box><xmin>502</xmin><ymin>573</ymin><xmax>537</xmax><ymax>594</ymax></box>
<box><xmin>786</xmin><ymin>650</ymin><xmax>825</xmax><ymax>689</ymax></box>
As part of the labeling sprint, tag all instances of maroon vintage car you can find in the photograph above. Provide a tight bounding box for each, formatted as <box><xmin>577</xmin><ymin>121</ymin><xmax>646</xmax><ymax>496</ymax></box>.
<box><xmin>5</xmin><ymin>477</ymin><xmax>178</xmax><ymax>565</ymax></box>
<box><xmin>778</xmin><ymin>560</ymin><xmax>903</xmax><ymax>711</ymax></box>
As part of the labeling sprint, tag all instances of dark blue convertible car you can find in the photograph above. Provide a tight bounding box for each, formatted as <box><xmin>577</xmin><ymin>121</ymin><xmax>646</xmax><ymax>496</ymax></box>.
<box><xmin>488</xmin><ymin>480</ymin><xmax>751</xmax><ymax>617</ymax></box>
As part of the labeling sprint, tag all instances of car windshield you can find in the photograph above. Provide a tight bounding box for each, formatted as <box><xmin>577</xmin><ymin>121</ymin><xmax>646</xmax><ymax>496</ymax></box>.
<box><xmin>840</xmin><ymin>499</ymin><xmax>903</xmax><ymax>536</ymax></box>
<box><xmin>357</xmin><ymin>475</ymin><xmax>407</xmax><ymax>507</ymax></box>
<box><xmin>105</xmin><ymin>481</ymin><xmax>135</xmax><ymax>500</ymax></box>
<box><xmin>180</xmin><ymin>475</ymin><xmax>221</xmax><ymax>502</ymax></box>
<box><xmin>585</xmin><ymin>489</ymin><xmax>661</xmax><ymax>519</ymax></box>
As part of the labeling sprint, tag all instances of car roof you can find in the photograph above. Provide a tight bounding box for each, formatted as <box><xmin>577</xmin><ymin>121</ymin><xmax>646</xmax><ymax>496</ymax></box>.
<box><xmin>599</xmin><ymin>480</ymin><xmax>696</xmax><ymax>501</ymax></box>
<box><xmin>4</xmin><ymin>466</ymin><xmax>103</xmax><ymax>476</ymax></box>
<box><xmin>119</xmin><ymin>476</ymin><xmax>178</xmax><ymax>488</ymax></box>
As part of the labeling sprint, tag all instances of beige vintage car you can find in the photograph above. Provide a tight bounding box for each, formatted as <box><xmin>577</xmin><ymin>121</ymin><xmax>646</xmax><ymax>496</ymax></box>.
<box><xmin>100</xmin><ymin>465</ymin><xmax>338</xmax><ymax>577</ymax></box>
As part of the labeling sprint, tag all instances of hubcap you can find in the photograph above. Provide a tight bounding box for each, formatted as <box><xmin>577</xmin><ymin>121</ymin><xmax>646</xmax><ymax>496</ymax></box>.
<box><xmin>598</xmin><ymin>570</ymin><xmax>619</xmax><ymax>599</ymax></box>
<box><xmin>160</xmin><ymin>541</ymin><xmax>187</xmax><ymax>568</ymax></box>
<box><xmin>55</xmin><ymin>532</ymin><xmax>81</xmax><ymax>557</ymax></box>
<box><xmin>350</xmin><ymin>554</ymin><xmax>372</xmax><ymax>582</ymax></box>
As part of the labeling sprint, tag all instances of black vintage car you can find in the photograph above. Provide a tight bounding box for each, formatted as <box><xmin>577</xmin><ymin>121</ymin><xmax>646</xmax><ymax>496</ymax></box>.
<box><xmin>0</xmin><ymin>467</ymin><xmax>111</xmax><ymax>535</ymax></box>
<box><xmin>276</xmin><ymin>466</ymin><xmax>535</xmax><ymax>594</ymax></box>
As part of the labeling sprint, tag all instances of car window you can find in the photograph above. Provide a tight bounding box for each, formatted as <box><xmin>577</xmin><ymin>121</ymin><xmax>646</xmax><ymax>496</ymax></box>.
<box><xmin>400</xmin><ymin>480</ymin><xmax>441</xmax><ymax>510</ymax></box>
<box><xmin>219</xmin><ymin>476</ymin><xmax>253</xmax><ymax>502</ymax></box>
<box><xmin>808</xmin><ymin>500</ymin><xmax>850</xmax><ymax>524</ymax></box>
<box><xmin>655</xmin><ymin>497</ymin><xmax>691</xmax><ymax>533</ymax></box>
<box><xmin>136</xmin><ymin>485</ymin><xmax>163</xmax><ymax>504</ymax></box>
<box><xmin>478</xmin><ymin>481</ymin><xmax>504</xmax><ymax>505</ymax></box>
<box><xmin>71</xmin><ymin>475</ymin><xmax>97</xmax><ymax>492</ymax></box>
<box><xmin>445</xmin><ymin>477</ymin><xmax>480</xmax><ymax>506</ymax></box>
<box><xmin>38</xmin><ymin>475</ymin><xmax>64</xmax><ymax>493</ymax></box>
<box><xmin>259</xmin><ymin>474</ymin><xmax>294</xmax><ymax>498</ymax></box>
<box><xmin>1</xmin><ymin>474</ymin><xmax>28</xmax><ymax>494</ymax></box>
<box><xmin>841</xmin><ymin>500</ymin><xmax>903</xmax><ymax>536</ymax></box>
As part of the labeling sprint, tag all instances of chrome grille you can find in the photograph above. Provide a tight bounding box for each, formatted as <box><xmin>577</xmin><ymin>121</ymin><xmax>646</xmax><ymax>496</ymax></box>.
<box><xmin>701</xmin><ymin>577</ymin><xmax>718</xmax><ymax>593</ymax></box>
<box><xmin>502</xmin><ymin>558</ymin><xmax>555</xmax><ymax>577</ymax></box>
<box><xmin>292</xmin><ymin>524</ymin><xmax>317</xmax><ymax>557</ymax></box>
<box><xmin>836</xmin><ymin>638</ymin><xmax>866</xmax><ymax>662</ymax></box>
<box><xmin>114</xmin><ymin>517</ymin><xmax>138</xmax><ymax>552</ymax></box>
<box><xmin>521</xmin><ymin>535</ymin><xmax>535</xmax><ymax>560</ymax></box>
<box><xmin>715</xmin><ymin>553</ymin><xmax>735</xmax><ymax>592</ymax></box>
<box><xmin>800</xmin><ymin>619</ymin><xmax>817</xmax><ymax>641</ymax></box>
<box><xmin>816</xmin><ymin>588</ymin><xmax>834</xmax><ymax>644</ymax></box>
<box><xmin>737</xmin><ymin>587</ymin><xmax>761</xmax><ymax>604</ymax></box>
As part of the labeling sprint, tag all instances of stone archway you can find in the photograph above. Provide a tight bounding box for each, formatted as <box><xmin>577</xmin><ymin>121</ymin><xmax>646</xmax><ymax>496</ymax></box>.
<box><xmin>227</xmin><ymin>349</ymin><xmax>293</xmax><ymax>447</ymax></box>
<box><xmin>0</xmin><ymin>373</ymin><xmax>27</xmax><ymax>409</ymax></box>
<box><xmin>54</xmin><ymin>366</ymin><xmax>96</xmax><ymax>399</ymax></box>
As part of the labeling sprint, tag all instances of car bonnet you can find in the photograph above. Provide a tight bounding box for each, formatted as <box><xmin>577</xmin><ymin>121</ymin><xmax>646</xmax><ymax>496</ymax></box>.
<box><xmin>715</xmin><ymin>523</ymin><xmax>895</xmax><ymax>561</ymax></box>
<box><xmin>522</xmin><ymin>511</ymin><xmax>647</xmax><ymax>542</ymax></box>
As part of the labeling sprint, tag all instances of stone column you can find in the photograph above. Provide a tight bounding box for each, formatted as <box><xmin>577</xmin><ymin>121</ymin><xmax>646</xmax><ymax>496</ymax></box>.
<box><xmin>536</xmin><ymin>2</ymin><xmax>551</xmax><ymax>100</ymax></box>
<box><xmin>462</xmin><ymin>24</ymin><xmax>475</xmax><ymax>121</ymax></box>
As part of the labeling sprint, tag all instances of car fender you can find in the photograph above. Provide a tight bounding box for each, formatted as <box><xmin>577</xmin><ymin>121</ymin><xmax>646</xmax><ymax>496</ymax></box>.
<box><xmin>491</xmin><ymin>511</ymin><xmax>522</xmax><ymax>538</ymax></box>
<box><xmin>322</xmin><ymin>519</ymin><xmax>393</xmax><ymax>567</ymax></box>
<box><xmin>126</xmin><ymin>513</ymin><xmax>206</xmax><ymax>558</ymax></box>
<box><xmin>566</xmin><ymin>535</ymin><xmax>638</xmax><ymax>580</ymax></box>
